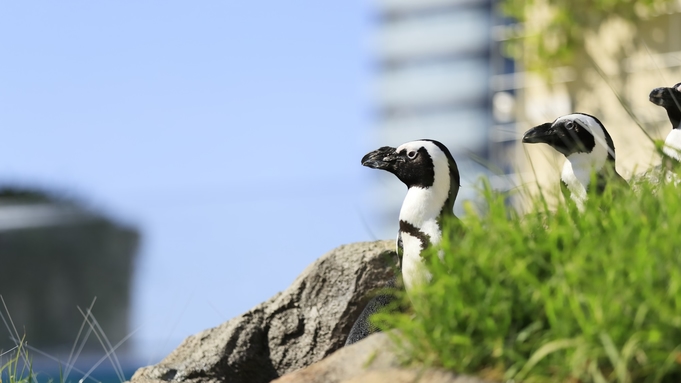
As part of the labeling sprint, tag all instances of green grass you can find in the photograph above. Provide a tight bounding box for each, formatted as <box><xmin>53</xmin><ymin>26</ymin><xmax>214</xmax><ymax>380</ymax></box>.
<box><xmin>374</xmin><ymin>171</ymin><xmax>681</xmax><ymax>383</ymax></box>
<box><xmin>1</xmin><ymin>339</ymin><xmax>35</xmax><ymax>383</ymax></box>
<box><xmin>0</xmin><ymin>296</ymin><xmax>134</xmax><ymax>383</ymax></box>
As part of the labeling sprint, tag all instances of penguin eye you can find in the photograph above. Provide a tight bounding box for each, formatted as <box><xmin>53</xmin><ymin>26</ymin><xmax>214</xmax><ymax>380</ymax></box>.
<box><xmin>565</xmin><ymin>121</ymin><xmax>574</xmax><ymax>129</ymax></box>
<box><xmin>407</xmin><ymin>150</ymin><xmax>418</xmax><ymax>160</ymax></box>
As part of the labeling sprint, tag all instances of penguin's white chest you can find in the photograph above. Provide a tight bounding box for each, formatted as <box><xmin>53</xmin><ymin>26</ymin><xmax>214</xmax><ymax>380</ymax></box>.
<box><xmin>664</xmin><ymin>129</ymin><xmax>681</xmax><ymax>161</ymax></box>
<box><xmin>562</xmin><ymin>155</ymin><xmax>592</xmax><ymax>210</ymax></box>
<box><xmin>400</xmin><ymin>232</ymin><xmax>432</xmax><ymax>292</ymax></box>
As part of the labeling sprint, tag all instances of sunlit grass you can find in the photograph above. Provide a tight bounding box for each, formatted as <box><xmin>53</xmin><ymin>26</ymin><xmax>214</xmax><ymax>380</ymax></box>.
<box><xmin>375</xmin><ymin>171</ymin><xmax>681</xmax><ymax>382</ymax></box>
<box><xmin>0</xmin><ymin>296</ymin><xmax>135</xmax><ymax>383</ymax></box>
<box><xmin>0</xmin><ymin>339</ymin><xmax>34</xmax><ymax>383</ymax></box>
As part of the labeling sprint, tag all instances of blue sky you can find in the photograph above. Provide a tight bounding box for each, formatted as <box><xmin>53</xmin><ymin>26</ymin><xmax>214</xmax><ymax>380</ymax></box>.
<box><xmin>0</xmin><ymin>1</ymin><xmax>379</xmax><ymax>362</ymax></box>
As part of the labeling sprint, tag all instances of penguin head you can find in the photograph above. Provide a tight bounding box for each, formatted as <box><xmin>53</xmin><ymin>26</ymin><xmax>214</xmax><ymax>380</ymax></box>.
<box><xmin>522</xmin><ymin>113</ymin><xmax>615</xmax><ymax>162</ymax></box>
<box><xmin>649</xmin><ymin>82</ymin><xmax>681</xmax><ymax>130</ymax></box>
<box><xmin>362</xmin><ymin>139</ymin><xmax>460</xmax><ymax>196</ymax></box>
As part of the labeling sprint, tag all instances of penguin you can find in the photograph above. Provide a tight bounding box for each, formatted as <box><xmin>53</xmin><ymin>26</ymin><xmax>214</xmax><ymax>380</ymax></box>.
<box><xmin>522</xmin><ymin>113</ymin><xmax>627</xmax><ymax>208</ymax></box>
<box><xmin>345</xmin><ymin>139</ymin><xmax>461</xmax><ymax>346</ymax></box>
<box><xmin>360</xmin><ymin>139</ymin><xmax>461</xmax><ymax>291</ymax></box>
<box><xmin>649</xmin><ymin>82</ymin><xmax>681</xmax><ymax>161</ymax></box>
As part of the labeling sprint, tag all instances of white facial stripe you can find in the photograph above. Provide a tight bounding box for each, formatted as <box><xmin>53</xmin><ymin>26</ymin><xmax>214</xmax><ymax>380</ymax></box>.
<box><xmin>675</xmin><ymin>83</ymin><xmax>681</xmax><ymax>92</ymax></box>
<box><xmin>555</xmin><ymin>113</ymin><xmax>613</xmax><ymax>160</ymax></box>
<box><xmin>395</xmin><ymin>140</ymin><xmax>435</xmax><ymax>155</ymax></box>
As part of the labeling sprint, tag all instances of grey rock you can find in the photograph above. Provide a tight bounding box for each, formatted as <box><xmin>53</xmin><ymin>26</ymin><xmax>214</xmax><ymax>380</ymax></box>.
<box><xmin>273</xmin><ymin>332</ymin><xmax>497</xmax><ymax>383</ymax></box>
<box><xmin>271</xmin><ymin>332</ymin><xmax>400</xmax><ymax>383</ymax></box>
<box><xmin>344</xmin><ymin>370</ymin><xmax>498</xmax><ymax>383</ymax></box>
<box><xmin>130</xmin><ymin>240</ymin><xmax>396</xmax><ymax>383</ymax></box>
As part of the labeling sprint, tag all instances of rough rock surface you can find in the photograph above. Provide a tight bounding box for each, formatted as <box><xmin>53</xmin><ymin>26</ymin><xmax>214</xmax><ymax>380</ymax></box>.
<box><xmin>273</xmin><ymin>332</ymin><xmax>496</xmax><ymax>383</ymax></box>
<box><xmin>343</xmin><ymin>370</ymin><xmax>494</xmax><ymax>383</ymax></box>
<box><xmin>130</xmin><ymin>240</ymin><xmax>396</xmax><ymax>383</ymax></box>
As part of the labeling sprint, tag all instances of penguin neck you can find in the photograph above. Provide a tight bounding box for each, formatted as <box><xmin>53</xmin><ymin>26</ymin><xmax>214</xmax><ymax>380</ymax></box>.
<box><xmin>561</xmin><ymin>147</ymin><xmax>614</xmax><ymax>206</ymax></box>
<box><xmin>399</xmin><ymin>182</ymin><xmax>451</xmax><ymax>246</ymax></box>
<box><xmin>398</xmin><ymin>183</ymin><xmax>451</xmax><ymax>293</ymax></box>
<box><xmin>664</xmin><ymin>129</ymin><xmax>681</xmax><ymax>161</ymax></box>
<box><xmin>666</xmin><ymin>107</ymin><xmax>681</xmax><ymax>131</ymax></box>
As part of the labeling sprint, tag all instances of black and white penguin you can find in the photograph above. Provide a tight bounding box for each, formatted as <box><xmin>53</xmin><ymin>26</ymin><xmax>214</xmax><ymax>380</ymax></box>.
<box><xmin>360</xmin><ymin>139</ymin><xmax>460</xmax><ymax>291</ymax></box>
<box><xmin>522</xmin><ymin>113</ymin><xmax>627</xmax><ymax>207</ymax></box>
<box><xmin>649</xmin><ymin>82</ymin><xmax>681</xmax><ymax>161</ymax></box>
<box><xmin>345</xmin><ymin>139</ymin><xmax>461</xmax><ymax>346</ymax></box>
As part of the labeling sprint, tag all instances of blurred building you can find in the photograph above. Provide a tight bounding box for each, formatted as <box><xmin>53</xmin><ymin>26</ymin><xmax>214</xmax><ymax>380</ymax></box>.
<box><xmin>0</xmin><ymin>188</ymin><xmax>139</xmax><ymax>357</ymax></box>
<box><xmin>366</xmin><ymin>0</ymin><xmax>515</xmax><ymax>232</ymax></box>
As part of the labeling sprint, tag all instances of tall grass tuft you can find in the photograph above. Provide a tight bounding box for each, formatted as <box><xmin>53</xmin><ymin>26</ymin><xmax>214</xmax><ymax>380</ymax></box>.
<box><xmin>1</xmin><ymin>338</ymin><xmax>34</xmax><ymax>383</ymax></box>
<box><xmin>374</xmin><ymin>172</ymin><xmax>681</xmax><ymax>382</ymax></box>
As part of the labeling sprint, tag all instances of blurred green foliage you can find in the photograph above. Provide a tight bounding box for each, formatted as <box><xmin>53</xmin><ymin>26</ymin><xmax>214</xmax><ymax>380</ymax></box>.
<box><xmin>499</xmin><ymin>0</ymin><xmax>677</xmax><ymax>72</ymax></box>
<box><xmin>375</xmin><ymin>174</ymin><xmax>681</xmax><ymax>382</ymax></box>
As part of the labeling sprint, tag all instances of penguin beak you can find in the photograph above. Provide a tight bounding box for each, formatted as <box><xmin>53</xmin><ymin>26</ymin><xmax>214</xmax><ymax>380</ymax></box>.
<box><xmin>522</xmin><ymin>122</ymin><xmax>556</xmax><ymax>145</ymax></box>
<box><xmin>361</xmin><ymin>146</ymin><xmax>402</xmax><ymax>170</ymax></box>
<box><xmin>649</xmin><ymin>87</ymin><xmax>681</xmax><ymax>108</ymax></box>
<box><xmin>649</xmin><ymin>87</ymin><xmax>671</xmax><ymax>106</ymax></box>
